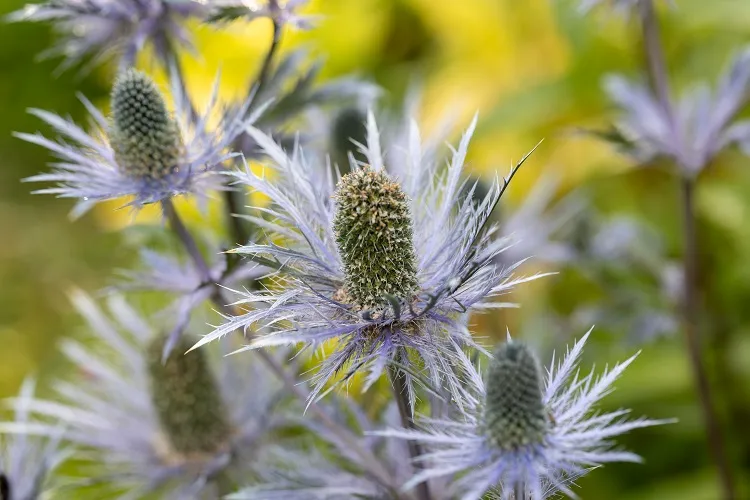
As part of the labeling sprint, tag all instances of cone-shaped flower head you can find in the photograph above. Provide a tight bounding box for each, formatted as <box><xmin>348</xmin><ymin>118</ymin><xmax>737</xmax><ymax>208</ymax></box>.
<box><xmin>147</xmin><ymin>332</ymin><xmax>232</xmax><ymax>456</ymax></box>
<box><xmin>333</xmin><ymin>167</ymin><xmax>418</xmax><ymax>309</ymax></box>
<box><xmin>110</xmin><ymin>70</ymin><xmax>183</xmax><ymax>182</ymax></box>
<box><xmin>484</xmin><ymin>342</ymin><xmax>548</xmax><ymax>450</ymax></box>
<box><xmin>377</xmin><ymin>329</ymin><xmax>674</xmax><ymax>499</ymax></box>
<box><xmin>21</xmin><ymin>68</ymin><xmax>253</xmax><ymax>217</ymax></box>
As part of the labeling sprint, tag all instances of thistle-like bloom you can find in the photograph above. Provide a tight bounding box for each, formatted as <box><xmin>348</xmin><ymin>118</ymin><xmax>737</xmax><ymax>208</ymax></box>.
<box><xmin>7</xmin><ymin>0</ymin><xmax>206</xmax><ymax>70</ymax></box>
<box><xmin>21</xmin><ymin>291</ymin><xmax>288</xmax><ymax>498</ymax></box>
<box><xmin>193</xmin><ymin>114</ymin><xmax>542</xmax><ymax>407</ymax></box>
<box><xmin>20</xmin><ymin>69</ymin><xmax>250</xmax><ymax>218</ymax></box>
<box><xmin>603</xmin><ymin>46</ymin><xmax>750</xmax><ymax>176</ymax></box>
<box><xmin>0</xmin><ymin>380</ymin><xmax>65</xmax><ymax>500</ymax></box>
<box><xmin>378</xmin><ymin>330</ymin><xmax>672</xmax><ymax>499</ymax></box>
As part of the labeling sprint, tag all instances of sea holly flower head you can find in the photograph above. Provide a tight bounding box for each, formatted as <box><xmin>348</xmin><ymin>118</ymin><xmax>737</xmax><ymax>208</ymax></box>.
<box><xmin>7</xmin><ymin>0</ymin><xmax>206</xmax><ymax>71</ymax></box>
<box><xmin>377</xmin><ymin>329</ymin><xmax>674</xmax><ymax>499</ymax></box>
<box><xmin>192</xmin><ymin>113</ymin><xmax>544</xmax><ymax>409</ymax></box>
<box><xmin>20</xmin><ymin>68</ymin><xmax>252</xmax><ymax>218</ymax></box>
<box><xmin>16</xmin><ymin>291</ymin><xmax>289</xmax><ymax>498</ymax></box>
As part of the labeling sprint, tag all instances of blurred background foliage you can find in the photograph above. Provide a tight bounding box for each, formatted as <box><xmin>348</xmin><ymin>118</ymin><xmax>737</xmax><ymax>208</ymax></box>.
<box><xmin>2</xmin><ymin>0</ymin><xmax>750</xmax><ymax>498</ymax></box>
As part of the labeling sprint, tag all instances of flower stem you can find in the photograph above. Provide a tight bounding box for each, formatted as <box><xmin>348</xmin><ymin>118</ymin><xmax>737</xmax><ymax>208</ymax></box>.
<box><xmin>680</xmin><ymin>179</ymin><xmax>736</xmax><ymax>500</ymax></box>
<box><xmin>162</xmin><ymin>199</ymin><xmax>211</xmax><ymax>284</ymax></box>
<box><xmin>388</xmin><ymin>361</ymin><xmax>432</xmax><ymax>500</ymax></box>
<box><xmin>163</xmin><ymin>199</ymin><xmax>398</xmax><ymax>494</ymax></box>
<box><xmin>637</xmin><ymin>3</ymin><xmax>736</xmax><ymax>497</ymax></box>
<box><xmin>224</xmin><ymin>0</ymin><xmax>283</xmax><ymax>266</ymax></box>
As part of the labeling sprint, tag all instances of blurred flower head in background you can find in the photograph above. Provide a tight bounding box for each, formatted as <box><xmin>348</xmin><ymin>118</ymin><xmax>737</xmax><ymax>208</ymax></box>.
<box><xmin>15</xmin><ymin>291</ymin><xmax>290</xmax><ymax>498</ymax></box>
<box><xmin>7</xmin><ymin>0</ymin><xmax>206</xmax><ymax>71</ymax></box>
<box><xmin>603</xmin><ymin>47</ymin><xmax>750</xmax><ymax>177</ymax></box>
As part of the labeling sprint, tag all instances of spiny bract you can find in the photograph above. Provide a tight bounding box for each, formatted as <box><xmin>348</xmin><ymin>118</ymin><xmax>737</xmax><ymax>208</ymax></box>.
<box><xmin>485</xmin><ymin>342</ymin><xmax>548</xmax><ymax>450</ymax></box>
<box><xmin>147</xmin><ymin>332</ymin><xmax>231</xmax><ymax>456</ymax></box>
<box><xmin>110</xmin><ymin>69</ymin><xmax>183</xmax><ymax>181</ymax></box>
<box><xmin>333</xmin><ymin>167</ymin><xmax>418</xmax><ymax>309</ymax></box>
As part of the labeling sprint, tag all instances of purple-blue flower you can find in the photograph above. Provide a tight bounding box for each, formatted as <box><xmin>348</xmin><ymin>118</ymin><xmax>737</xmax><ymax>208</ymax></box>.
<box><xmin>377</xmin><ymin>330</ymin><xmax>673</xmax><ymax>499</ymax></box>
<box><xmin>191</xmin><ymin>113</ymin><xmax>544</xmax><ymax>409</ymax></box>
<box><xmin>20</xmin><ymin>68</ymin><xmax>253</xmax><ymax>218</ymax></box>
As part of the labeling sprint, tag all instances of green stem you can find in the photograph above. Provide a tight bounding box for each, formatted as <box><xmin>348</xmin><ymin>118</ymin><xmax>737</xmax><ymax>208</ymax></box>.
<box><xmin>388</xmin><ymin>360</ymin><xmax>432</xmax><ymax>500</ymax></box>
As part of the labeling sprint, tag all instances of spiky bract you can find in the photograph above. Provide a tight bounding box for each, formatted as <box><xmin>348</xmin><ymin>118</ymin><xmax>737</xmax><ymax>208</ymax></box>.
<box><xmin>484</xmin><ymin>343</ymin><xmax>548</xmax><ymax>450</ymax></box>
<box><xmin>148</xmin><ymin>333</ymin><xmax>231</xmax><ymax>456</ymax></box>
<box><xmin>376</xmin><ymin>330</ymin><xmax>673</xmax><ymax>500</ymax></box>
<box><xmin>110</xmin><ymin>70</ymin><xmax>183</xmax><ymax>182</ymax></box>
<box><xmin>334</xmin><ymin>167</ymin><xmax>418</xmax><ymax>309</ymax></box>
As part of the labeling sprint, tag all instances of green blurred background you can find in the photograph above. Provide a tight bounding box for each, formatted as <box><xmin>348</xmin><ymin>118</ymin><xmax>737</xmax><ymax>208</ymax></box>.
<box><xmin>2</xmin><ymin>0</ymin><xmax>750</xmax><ymax>498</ymax></box>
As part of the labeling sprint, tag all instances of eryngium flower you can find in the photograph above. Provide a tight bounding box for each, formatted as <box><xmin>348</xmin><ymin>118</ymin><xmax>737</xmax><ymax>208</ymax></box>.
<box><xmin>602</xmin><ymin>46</ymin><xmax>750</xmax><ymax>177</ymax></box>
<box><xmin>192</xmin><ymin>114</ymin><xmax>542</xmax><ymax>407</ymax></box>
<box><xmin>7</xmin><ymin>0</ymin><xmax>206</xmax><ymax>71</ymax></box>
<box><xmin>20</xmin><ymin>68</ymin><xmax>250</xmax><ymax>218</ymax></box>
<box><xmin>21</xmin><ymin>291</ymin><xmax>288</xmax><ymax>498</ymax></box>
<box><xmin>378</xmin><ymin>330</ymin><xmax>672</xmax><ymax>499</ymax></box>
<box><xmin>0</xmin><ymin>380</ymin><xmax>65</xmax><ymax>500</ymax></box>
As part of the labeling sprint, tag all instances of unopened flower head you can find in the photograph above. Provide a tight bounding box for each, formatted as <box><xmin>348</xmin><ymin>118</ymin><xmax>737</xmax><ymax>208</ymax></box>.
<box><xmin>8</xmin><ymin>0</ymin><xmax>206</xmax><ymax>70</ymax></box>
<box><xmin>377</xmin><ymin>329</ymin><xmax>673</xmax><ymax>500</ymax></box>
<box><xmin>20</xmin><ymin>68</ymin><xmax>251</xmax><ymax>218</ymax></box>
<box><xmin>603</xmin><ymin>46</ymin><xmax>750</xmax><ymax>177</ymax></box>
<box><xmin>192</xmin><ymin>113</ymin><xmax>543</xmax><ymax>408</ymax></box>
<box><xmin>0</xmin><ymin>380</ymin><xmax>65</xmax><ymax>500</ymax></box>
<box><xmin>18</xmin><ymin>291</ymin><xmax>288</xmax><ymax>498</ymax></box>
<box><xmin>148</xmin><ymin>333</ymin><xmax>232</xmax><ymax>456</ymax></box>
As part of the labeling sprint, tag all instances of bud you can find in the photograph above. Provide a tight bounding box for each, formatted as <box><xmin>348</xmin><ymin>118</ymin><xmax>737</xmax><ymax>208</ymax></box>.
<box><xmin>147</xmin><ymin>333</ymin><xmax>231</xmax><ymax>456</ymax></box>
<box><xmin>109</xmin><ymin>69</ymin><xmax>183</xmax><ymax>181</ymax></box>
<box><xmin>484</xmin><ymin>342</ymin><xmax>548</xmax><ymax>450</ymax></box>
<box><xmin>333</xmin><ymin>167</ymin><xmax>418</xmax><ymax>309</ymax></box>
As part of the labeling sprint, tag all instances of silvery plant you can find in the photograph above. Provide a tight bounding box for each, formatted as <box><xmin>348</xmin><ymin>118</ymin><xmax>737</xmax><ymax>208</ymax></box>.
<box><xmin>1</xmin><ymin>1</ymin><xmax>672</xmax><ymax>498</ymax></box>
